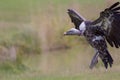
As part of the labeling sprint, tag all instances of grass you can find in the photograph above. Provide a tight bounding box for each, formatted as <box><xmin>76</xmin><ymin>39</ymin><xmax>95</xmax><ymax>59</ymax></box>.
<box><xmin>0</xmin><ymin>26</ymin><xmax>41</xmax><ymax>54</ymax></box>
<box><xmin>0</xmin><ymin>70</ymin><xmax>120</xmax><ymax>80</ymax></box>
<box><xmin>0</xmin><ymin>45</ymin><xmax>120</xmax><ymax>80</ymax></box>
<box><xmin>0</xmin><ymin>0</ymin><xmax>120</xmax><ymax>80</ymax></box>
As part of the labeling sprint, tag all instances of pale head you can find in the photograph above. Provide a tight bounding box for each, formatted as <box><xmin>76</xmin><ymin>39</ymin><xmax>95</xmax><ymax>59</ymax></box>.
<box><xmin>64</xmin><ymin>28</ymin><xmax>81</xmax><ymax>36</ymax></box>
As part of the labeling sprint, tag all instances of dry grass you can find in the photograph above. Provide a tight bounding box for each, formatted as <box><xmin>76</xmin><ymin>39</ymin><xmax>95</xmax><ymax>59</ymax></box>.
<box><xmin>0</xmin><ymin>0</ymin><xmax>120</xmax><ymax>80</ymax></box>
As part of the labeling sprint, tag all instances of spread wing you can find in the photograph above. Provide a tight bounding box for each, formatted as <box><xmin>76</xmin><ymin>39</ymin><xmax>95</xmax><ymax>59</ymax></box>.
<box><xmin>67</xmin><ymin>9</ymin><xmax>86</xmax><ymax>30</ymax></box>
<box><xmin>92</xmin><ymin>2</ymin><xmax>120</xmax><ymax>48</ymax></box>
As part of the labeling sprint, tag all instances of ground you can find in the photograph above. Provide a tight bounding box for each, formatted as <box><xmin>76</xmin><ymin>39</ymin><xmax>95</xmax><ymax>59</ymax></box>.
<box><xmin>0</xmin><ymin>0</ymin><xmax>120</xmax><ymax>80</ymax></box>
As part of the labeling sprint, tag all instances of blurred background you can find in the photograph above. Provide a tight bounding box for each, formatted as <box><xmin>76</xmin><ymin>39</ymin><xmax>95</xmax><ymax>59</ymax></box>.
<box><xmin>0</xmin><ymin>0</ymin><xmax>120</xmax><ymax>80</ymax></box>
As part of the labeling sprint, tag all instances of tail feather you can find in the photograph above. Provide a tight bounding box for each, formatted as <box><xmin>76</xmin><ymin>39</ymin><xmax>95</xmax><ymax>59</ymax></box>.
<box><xmin>90</xmin><ymin>50</ymin><xmax>113</xmax><ymax>69</ymax></box>
<box><xmin>106</xmin><ymin>50</ymin><xmax>113</xmax><ymax>67</ymax></box>
<box><xmin>99</xmin><ymin>50</ymin><xmax>113</xmax><ymax>69</ymax></box>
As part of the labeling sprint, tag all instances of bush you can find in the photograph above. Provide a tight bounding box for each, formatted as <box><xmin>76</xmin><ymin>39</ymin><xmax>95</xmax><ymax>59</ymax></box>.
<box><xmin>0</xmin><ymin>26</ymin><xmax>41</xmax><ymax>54</ymax></box>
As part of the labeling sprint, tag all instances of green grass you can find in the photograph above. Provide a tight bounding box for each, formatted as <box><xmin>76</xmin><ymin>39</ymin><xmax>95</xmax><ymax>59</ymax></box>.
<box><xmin>1</xmin><ymin>70</ymin><xmax>120</xmax><ymax>80</ymax></box>
<box><xmin>0</xmin><ymin>26</ymin><xmax>41</xmax><ymax>53</ymax></box>
<box><xmin>0</xmin><ymin>45</ymin><xmax>120</xmax><ymax>80</ymax></box>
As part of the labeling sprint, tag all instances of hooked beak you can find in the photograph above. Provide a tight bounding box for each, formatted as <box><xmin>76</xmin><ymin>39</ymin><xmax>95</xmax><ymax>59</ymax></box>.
<box><xmin>64</xmin><ymin>32</ymin><xmax>68</xmax><ymax>35</ymax></box>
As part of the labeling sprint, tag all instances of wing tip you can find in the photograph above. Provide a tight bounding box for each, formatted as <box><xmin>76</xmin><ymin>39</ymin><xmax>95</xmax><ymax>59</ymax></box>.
<box><xmin>109</xmin><ymin>2</ymin><xmax>120</xmax><ymax>10</ymax></box>
<box><xmin>67</xmin><ymin>9</ymin><xmax>74</xmax><ymax>13</ymax></box>
<box><xmin>67</xmin><ymin>9</ymin><xmax>72</xmax><ymax>11</ymax></box>
<box><xmin>67</xmin><ymin>9</ymin><xmax>86</xmax><ymax>21</ymax></box>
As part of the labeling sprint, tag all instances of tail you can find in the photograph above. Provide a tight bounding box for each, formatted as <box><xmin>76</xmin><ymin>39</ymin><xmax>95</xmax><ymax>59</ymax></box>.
<box><xmin>99</xmin><ymin>50</ymin><xmax>113</xmax><ymax>69</ymax></box>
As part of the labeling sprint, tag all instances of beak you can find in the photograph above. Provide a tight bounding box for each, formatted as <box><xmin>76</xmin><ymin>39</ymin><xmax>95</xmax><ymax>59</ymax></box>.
<box><xmin>64</xmin><ymin>32</ymin><xmax>67</xmax><ymax>35</ymax></box>
<box><xmin>64</xmin><ymin>32</ymin><xmax>71</xmax><ymax>36</ymax></box>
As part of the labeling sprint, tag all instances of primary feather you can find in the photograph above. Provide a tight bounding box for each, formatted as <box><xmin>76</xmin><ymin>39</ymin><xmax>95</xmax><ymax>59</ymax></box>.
<box><xmin>67</xmin><ymin>9</ymin><xmax>86</xmax><ymax>30</ymax></box>
<box><xmin>92</xmin><ymin>2</ymin><xmax>120</xmax><ymax>48</ymax></box>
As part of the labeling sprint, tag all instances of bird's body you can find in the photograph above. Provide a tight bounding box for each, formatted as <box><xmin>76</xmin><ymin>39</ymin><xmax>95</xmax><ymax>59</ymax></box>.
<box><xmin>64</xmin><ymin>2</ymin><xmax>120</xmax><ymax>69</ymax></box>
<box><xmin>82</xmin><ymin>21</ymin><xmax>113</xmax><ymax>68</ymax></box>
<box><xmin>82</xmin><ymin>21</ymin><xmax>106</xmax><ymax>50</ymax></box>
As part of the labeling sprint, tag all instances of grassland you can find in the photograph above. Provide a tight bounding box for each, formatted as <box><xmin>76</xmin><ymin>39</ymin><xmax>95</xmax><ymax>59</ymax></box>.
<box><xmin>0</xmin><ymin>0</ymin><xmax>120</xmax><ymax>80</ymax></box>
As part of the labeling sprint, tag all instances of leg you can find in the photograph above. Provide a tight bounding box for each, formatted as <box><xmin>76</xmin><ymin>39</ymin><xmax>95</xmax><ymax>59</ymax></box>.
<box><xmin>89</xmin><ymin>50</ymin><xmax>99</xmax><ymax>69</ymax></box>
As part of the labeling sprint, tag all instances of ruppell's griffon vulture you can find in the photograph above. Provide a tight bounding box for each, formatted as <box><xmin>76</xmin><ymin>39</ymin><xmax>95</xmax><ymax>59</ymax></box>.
<box><xmin>64</xmin><ymin>2</ymin><xmax>120</xmax><ymax>69</ymax></box>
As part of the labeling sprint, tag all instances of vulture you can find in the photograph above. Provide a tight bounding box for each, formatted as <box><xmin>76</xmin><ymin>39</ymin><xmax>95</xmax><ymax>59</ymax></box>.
<box><xmin>64</xmin><ymin>2</ymin><xmax>120</xmax><ymax>69</ymax></box>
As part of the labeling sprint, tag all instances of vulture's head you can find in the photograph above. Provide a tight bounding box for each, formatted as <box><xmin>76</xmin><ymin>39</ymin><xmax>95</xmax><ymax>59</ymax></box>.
<box><xmin>64</xmin><ymin>21</ymin><xmax>86</xmax><ymax>36</ymax></box>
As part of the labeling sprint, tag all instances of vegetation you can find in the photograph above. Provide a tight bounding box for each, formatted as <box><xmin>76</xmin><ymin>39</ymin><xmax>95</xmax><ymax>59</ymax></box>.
<box><xmin>0</xmin><ymin>0</ymin><xmax>120</xmax><ymax>80</ymax></box>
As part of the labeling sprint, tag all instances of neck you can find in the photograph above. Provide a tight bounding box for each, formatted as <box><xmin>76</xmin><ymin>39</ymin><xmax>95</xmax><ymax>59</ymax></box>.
<box><xmin>79</xmin><ymin>22</ymin><xmax>86</xmax><ymax>35</ymax></box>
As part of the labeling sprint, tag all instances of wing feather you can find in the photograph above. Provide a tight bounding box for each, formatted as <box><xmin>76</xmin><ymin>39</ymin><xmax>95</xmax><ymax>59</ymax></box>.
<box><xmin>92</xmin><ymin>2</ymin><xmax>120</xmax><ymax>48</ymax></box>
<box><xmin>67</xmin><ymin>9</ymin><xmax>86</xmax><ymax>29</ymax></box>
<box><xmin>109</xmin><ymin>2</ymin><xmax>120</xmax><ymax>10</ymax></box>
<box><xmin>112</xmin><ymin>7</ymin><xmax>120</xmax><ymax>11</ymax></box>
